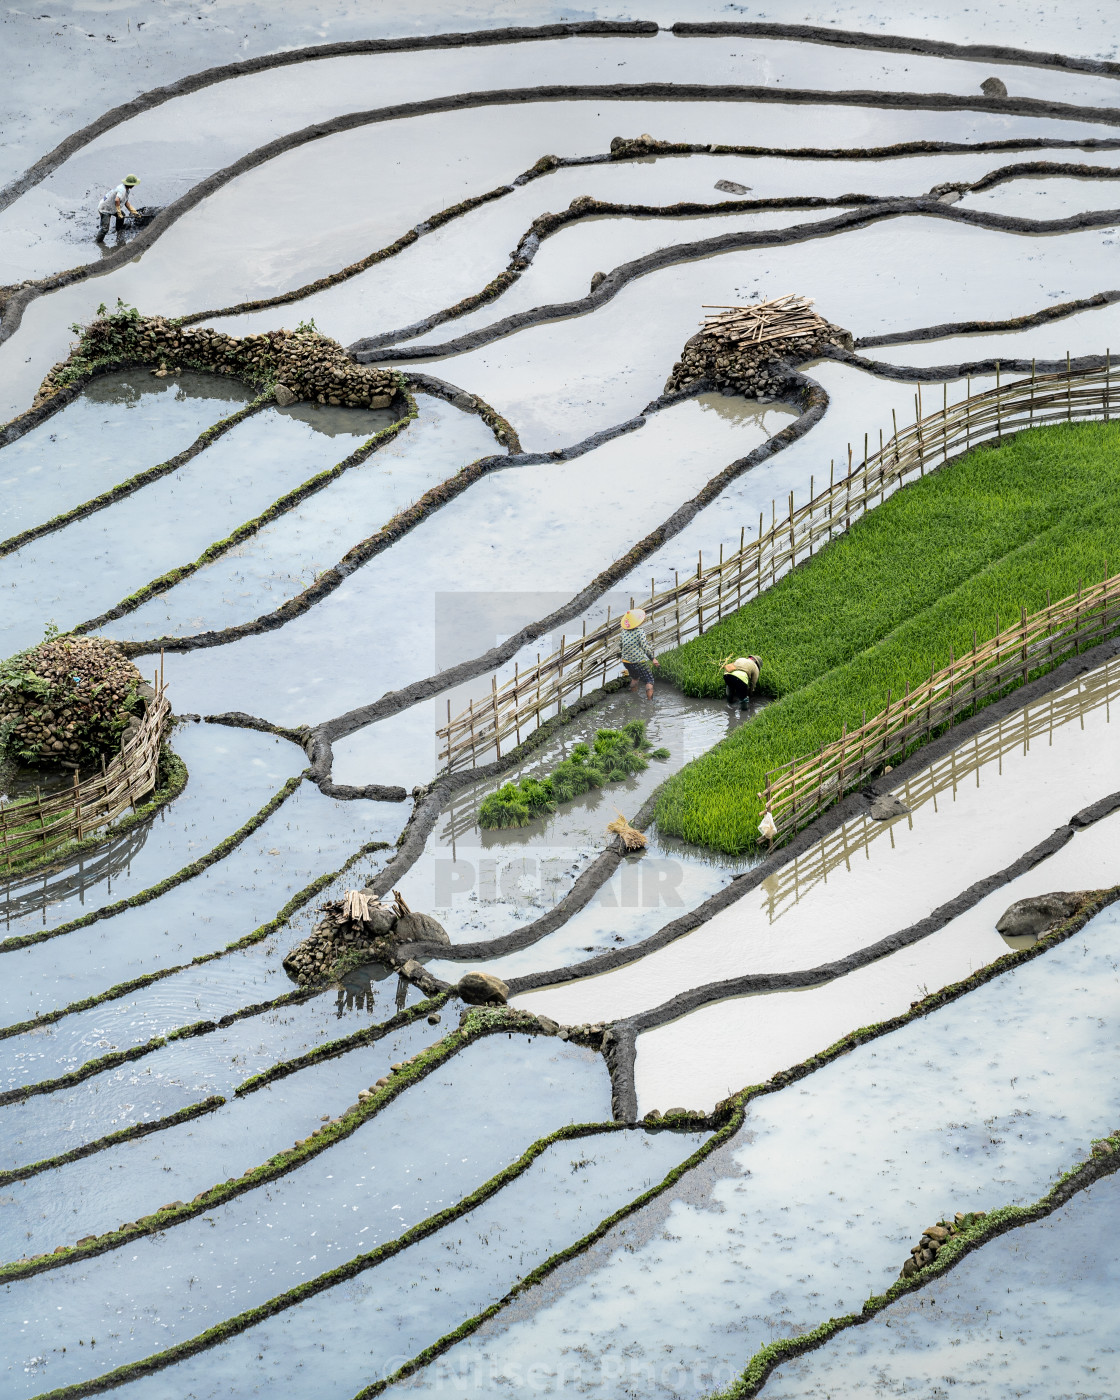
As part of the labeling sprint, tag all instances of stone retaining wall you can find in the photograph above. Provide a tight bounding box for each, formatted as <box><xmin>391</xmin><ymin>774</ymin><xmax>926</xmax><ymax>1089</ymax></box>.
<box><xmin>32</xmin><ymin>312</ymin><xmax>399</xmax><ymax>413</ymax></box>
<box><xmin>664</xmin><ymin>319</ymin><xmax>854</xmax><ymax>400</ymax></box>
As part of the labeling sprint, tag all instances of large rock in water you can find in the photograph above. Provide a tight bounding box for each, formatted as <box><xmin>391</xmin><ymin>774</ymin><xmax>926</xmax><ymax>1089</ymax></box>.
<box><xmin>359</xmin><ymin>902</ymin><xmax>397</xmax><ymax>938</ymax></box>
<box><xmin>996</xmin><ymin>892</ymin><xmax>1082</xmax><ymax>939</ymax></box>
<box><xmin>395</xmin><ymin>911</ymin><xmax>450</xmax><ymax>946</ymax></box>
<box><xmin>457</xmin><ymin>971</ymin><xmax>509</xmax><ymax>1005</ymax></box>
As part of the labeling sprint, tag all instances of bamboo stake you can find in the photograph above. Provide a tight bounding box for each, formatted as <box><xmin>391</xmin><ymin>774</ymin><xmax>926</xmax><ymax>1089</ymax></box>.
<box><xmin>1020</xmin><ymin>607</ymin><xmax>1029</xmax><ymax>686</ymax></box>
<box><xmin>942</xmin><ymin>382</ymin><xmax>948</xmax><ymax>463</ymax></box>
<box><xmin>995</xmin><ymin>361</ymin><xmax>1002</xmax><ymax>442</ymax></box>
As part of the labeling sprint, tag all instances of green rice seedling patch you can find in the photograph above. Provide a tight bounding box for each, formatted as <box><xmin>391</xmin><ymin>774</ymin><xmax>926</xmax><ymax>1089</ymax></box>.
<box><xmin>478</xmin><ymin>720</ymin><xmax>669</xmax><ymax>828</ymax></box>
<box><xmin>656</xmin><ymin>420</ymin><xmax>1120</xmax><ymax>853</ymax></box>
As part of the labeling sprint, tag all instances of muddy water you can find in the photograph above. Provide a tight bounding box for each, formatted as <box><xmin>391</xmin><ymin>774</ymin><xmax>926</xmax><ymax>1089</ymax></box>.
<box><xmin>395</xmin><ymin>905</ymin><xmax>1120</xmax><ymax>1398</ymax></box>
<box><xmin>0</xmin><ymin>937</ymin><xmax>408</xmax><ymax>1098</ymax></box>
<box><xmin>451</xmin><ymin>366</ymin><xmax>971</xmax><ymax>739</ymax></box>
<box><xmin>859</xmin><ymin>301</ymin><xmax>1120</xmax><ymax>368</ymax></box>
<box><xmin>516</xmin><ymin>654</ymin><xmax>1120</xmax><ymax>1030</ymax></box>
<box><xmin>404</xmin><ymin>208</ymin><xmax>844</xmax><ymax>348</ymax></box>
<box><xmin>92</xmin><ymin>1124</ymin><xmax>708</xmax><ymax>1400</ymax></box>
<box><xmin>1</xmin><ymin>1034</ymin><xmax>611</xmax><ymax>1396</ymax></box>
<box><xmin>0</xmin><ymin>723</ymin><xmax>303</xmax><ymax>938</ymax></box>
<box><xmin>0</xmin><ymin>774</ymin><xmax>401</xmax><ymax>1029</ymax></box>
<box><xmin>119</xmin><ymin>395</ymin><xmax>496</xmax><ymax>638</ymax></box>
<box><xmin>4</xmin><ymin>1013</ymin><xmax>440</xmax><ymax>1258</ymax></box>
<box><xmin>405</xmin><ymin>218</ymin><xmax>1113</xmax><ymax>451</ymax></box>
<box><xmin>0</xmin><ymin>401</ymin><xmax>393</xmax><ymax>652</ymax></box>
<box><xmin>9</xmin><ymin>25</ymin><xmax>1117</xmax><ymax>282</ymax></box>
<box><xmin>958</xmin><ymin>173</ymin><xmax>1120</xmax><ymax>217</ymax></box>
<box><xmin>640</xmin><ymin>802</ymin><xmax>1120</xmax><ymax>1126</ymax></box>
<box><xmin>0</xmin><ymin>371</ymin><xmax>250</xmax><ymax>539</ymax></box>
<box><xmin>379</xmin><ymin>686</ymin><xmax>755</xmax><ymax>958</ymax></box>
<box><xmin>577</xmin><ymin>364</ymin><xmax>997</xmax><ymax>649</ymax></box>
<box><xmin>0</xmin><ymin>983</ymin><xmax>404</xmax><ymax>1170</ymax></box>
<box><xmin>3</xmin><ymin>93</ymin><xmax>1108</xmax><ymax>421</ymax></box>
<box><xmin>154</xmin><ymin>393</ymin><xmax>785</xmax><ymax>724</ymax></box>
<box><xmin>0</xmin><ymin>838</ymin><xmax>396</xmax><ymax>1087</ymax></box>
<box><xmin>211</xmin><ymin>144</ymin><xmax>1120</xmax><ymax>350</ymax></box>
<box><xmin>763</xmin><ymin>1170</ymin><xmax>1120</xmax><ymax>1397</ymax></box>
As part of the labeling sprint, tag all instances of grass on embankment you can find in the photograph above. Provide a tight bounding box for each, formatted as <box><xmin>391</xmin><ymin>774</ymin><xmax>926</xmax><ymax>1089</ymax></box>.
<box><xmin>655</xmin><ymin>419</ymin><xmax>1120</xmax><ymax>854</ymax></box>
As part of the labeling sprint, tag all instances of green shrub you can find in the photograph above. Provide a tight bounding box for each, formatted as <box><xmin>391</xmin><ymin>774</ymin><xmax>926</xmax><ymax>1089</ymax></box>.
<box><xmin>656</xmin><ymin>419</ymin><xmax>1120</xmax><ymax>854</ymax></box>
<box><xmin>478</xmin><ymin>720</ymin><xmax>668</xmax><ymax>828</ymax></box>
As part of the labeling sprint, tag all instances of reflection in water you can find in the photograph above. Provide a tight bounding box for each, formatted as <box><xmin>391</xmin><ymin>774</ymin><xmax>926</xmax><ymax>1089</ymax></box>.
<box><xmin>694</xmin><ymin>390</ymin><xmax>798</xmax><ymax>434</ymax></box>
<box><xmin>0</xmin><ymin>816</ymin><xmax>154</xmax><ymax>929</ymax></box>
<box><xmin>760</xmin><ymin>656</ymin><xmax>1119</xmax><ymax>926</ymax></box>
<box><xmin>82</xmin><ymin>367</ymin><xmax>249</xmax><ymax>410</ymax></box>
<box><xmin>334</xmin><ymin>961</ymin><xmax>407</xmax><ymax>1018</ymax></box>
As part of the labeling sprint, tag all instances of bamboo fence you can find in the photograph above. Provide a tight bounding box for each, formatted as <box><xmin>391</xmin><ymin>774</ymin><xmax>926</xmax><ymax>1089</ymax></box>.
<box><xmin>438</xmin><ymin>357</ymin><xmax>1118</xmax><ymax>773</ymax></box>
<box><xmin>0</xmin><ymin>674</ymin><xmax>170</xmax><ymax>873</ymax></box>
<box><xmin>760</xmin><ymin>571</ymin><xmax>1120</xmax><ymax>842</ymax></box>
<box><xmin>0</xmin><ymin>821</ymin><xmax>153</xmax><ymax>929</ymax></box>
<box><xmin>759</xmin><ymin>654</ymin><xmax>1120</xmax><ymax>923</ymax></box>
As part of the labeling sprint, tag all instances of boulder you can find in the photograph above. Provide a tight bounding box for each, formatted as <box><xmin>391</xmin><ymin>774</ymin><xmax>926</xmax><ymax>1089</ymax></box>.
<box><xmin>996</xmin><ymin>891</ymin><xmax>1082</xmax><ymax>939</ymax></box>
<box><xmin>395</xmin><ymin>910</ymin><xmax>450</xmax><ymax>946</ymax></box>
<box><xmin>457</xmin><ymin>971</ymin><xmax>509</xmax><ymax>1005</ymax></box>
<box><xmin>273</xmin><ymin>383</ymin><xmax>297</xmax><ymax>407</ymax></box>
<box><xmin>714</xmin><ymin>179</ymin><xmax>751</xmax><ymax>195</ymax></box>
<box><xmin>869</xmin><ymin>793</ymin><xmax>910</xmax><ymax>822</ymax></box>
<box><xmin>980</xmin><ymin>76</ymin><xmax>1008</xmax><ymax>97</ymax></box>
<box><xmin>589</xmin><ymin>270</ymin><xmax>607</xmax><ymax>292</ymax></box>
<box><xmin>359</xmin><ymin>902</ymin><xmax>397</xmax><ymax>938</ymax></box>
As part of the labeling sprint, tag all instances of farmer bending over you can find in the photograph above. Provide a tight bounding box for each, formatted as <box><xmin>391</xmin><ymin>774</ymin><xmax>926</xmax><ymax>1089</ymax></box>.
<box><xmin>620</xmin><ymin>608</ymin><xmax>659</xmax><ymax>699</ymax></box>
<box><xmin>723</xmin><ymin>655</ymin><xmax>761</xmax><ymax>710</ymax></box>
<box><xmin>96</xmin><ymin>174</ymin><xmax>140</xmax><ymax>242</ymax></box>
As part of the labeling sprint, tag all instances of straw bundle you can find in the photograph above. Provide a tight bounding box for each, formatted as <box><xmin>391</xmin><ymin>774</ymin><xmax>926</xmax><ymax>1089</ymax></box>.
<box><xmin>607</xmin><ymin>810</ymin><xmax>648</xmax><ymax>851</ymax></box>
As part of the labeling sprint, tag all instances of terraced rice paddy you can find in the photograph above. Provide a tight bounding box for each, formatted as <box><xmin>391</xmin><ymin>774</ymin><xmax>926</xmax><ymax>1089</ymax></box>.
<box><xmin>2</xmin><ymin>9</ymin><xmax>1119</xmax><ymax>1399</ymax></box>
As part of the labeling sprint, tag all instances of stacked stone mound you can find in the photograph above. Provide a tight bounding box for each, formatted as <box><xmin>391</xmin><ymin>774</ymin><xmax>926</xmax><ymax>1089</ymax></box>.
<box><xmin>609</xmin><ymin>133</ymin><xmax>683</xmax><ymax>159</ymax></box>
<box><xmin>899</xmin><ymin>1211</ymin><xmax>986</xmax><ymax>1277</ymax></box>
<box><xmin>33</xmin><ymin>313</ymin><xmax>398</xmax><ymax>412</ymax></box>
<box><xmin>0</xmin><ymin>637</ymin><xmax>146</xmax><ymax>767</ymax></box>
<box><xmin>664</xmin><ymin>319</ymin><xmax>854</xmax><ymax>402</ymax></box>
<box><xmin>282</xmin><ymin>893</ymin><xmax>450</xmax><ymax>985</ymax></box>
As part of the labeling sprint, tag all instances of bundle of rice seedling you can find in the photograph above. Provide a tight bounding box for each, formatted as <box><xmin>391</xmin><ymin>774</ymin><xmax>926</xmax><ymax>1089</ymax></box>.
<box><xmin>606</xmin><ymin>809</ymin><xmax>648</xmax><ymax>851</ymax></box>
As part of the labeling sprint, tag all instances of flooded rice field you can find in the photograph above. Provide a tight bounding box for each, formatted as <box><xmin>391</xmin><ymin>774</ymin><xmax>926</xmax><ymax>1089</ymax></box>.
<box><xmin>3</xmin><ymin>9</ymin><xmax>1120</xmax><ymax>1398</ymax></box>
<box><xmin>761</xmin><ymin>1164</ymin><xmax>1120</xmax><ymax>1397</ymax></box>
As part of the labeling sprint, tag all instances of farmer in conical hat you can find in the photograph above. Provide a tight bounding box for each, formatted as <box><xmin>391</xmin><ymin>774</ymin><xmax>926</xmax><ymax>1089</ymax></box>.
<box><xmin>723</xmin><ymin>655</ymin><xmax>761</xmax><ymax>710</ymax></box>
<box><xmin>95</xmin><ymin>174</ymin><xmax>141</xmax><ymax>242</ymax></box>
<box><xmin>619</xmin><ymin>608</ymin><xmax>659</xmax><ymax>700</ymax></box>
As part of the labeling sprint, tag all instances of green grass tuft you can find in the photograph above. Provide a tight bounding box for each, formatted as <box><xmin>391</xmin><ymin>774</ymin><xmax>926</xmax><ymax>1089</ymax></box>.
<box><xmin>478</xmin><ymin>719</ymin><xmax>668</xmax><ymax>828</ymax></box>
